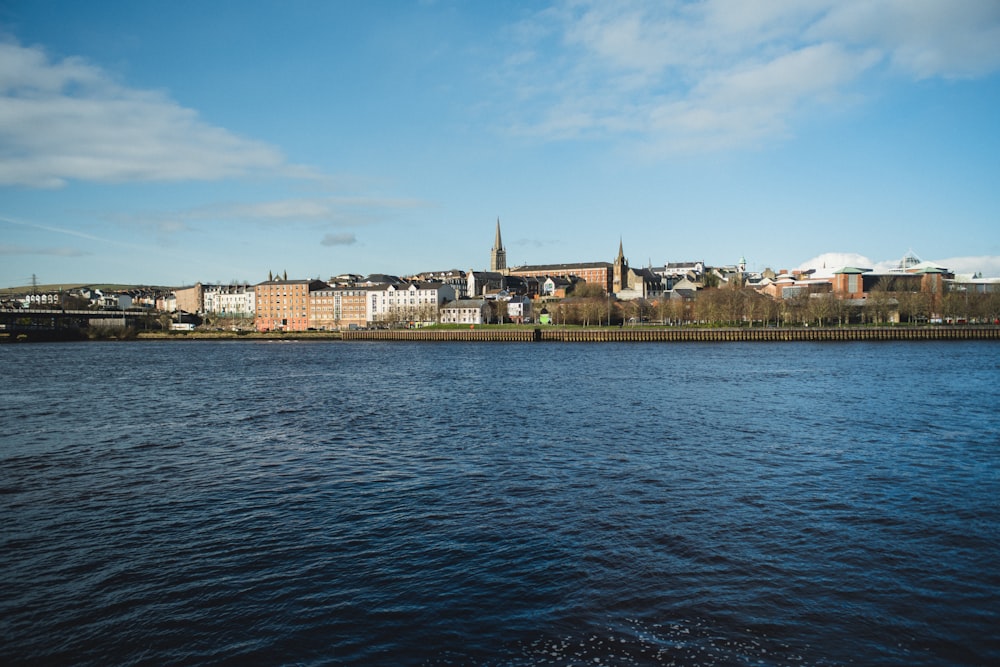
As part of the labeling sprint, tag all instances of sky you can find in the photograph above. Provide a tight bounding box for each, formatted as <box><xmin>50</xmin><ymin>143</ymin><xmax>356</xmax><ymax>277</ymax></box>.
<box><xmin>2</xmin><ymin>0</ymin><xmax>999</xmax><ymax>288</ymax></box>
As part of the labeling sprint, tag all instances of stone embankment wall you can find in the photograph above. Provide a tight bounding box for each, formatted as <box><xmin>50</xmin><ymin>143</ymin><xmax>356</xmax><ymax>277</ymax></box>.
<box><xmin>343</xmin><ymin>328</ymin><xmax>538</xmax><ymax>342</ymax></box>
<box><xmin>342</xmin><ymin>327</ymin><xmax>1000</xmax><ymax>342</ymax></box>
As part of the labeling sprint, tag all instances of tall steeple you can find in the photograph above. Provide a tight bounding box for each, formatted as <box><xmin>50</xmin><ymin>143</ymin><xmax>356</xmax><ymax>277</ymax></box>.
<box><xmin>613</xmin><ymin>237</ymin><xmax>628</xmax><ymax>293</ymax></box>
<box><xmin>490</xmin><ymin>217</ymin><xmax>507</xmax><ymax>272</ymax></box>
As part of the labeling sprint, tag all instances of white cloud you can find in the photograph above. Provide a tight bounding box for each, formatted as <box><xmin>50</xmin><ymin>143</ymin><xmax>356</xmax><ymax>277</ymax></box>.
<box><xmin>0</xmin><ymin>41</ymin><xmax>306</xmax><ymax>188</ymax></box>
<box><xmin>799</xmin><ymin>251</ymin><xmax>1000</xmax><ymax>278</ymax></box>
<box><xmin>798</xmin><ymin>252</ymin><xmax>874</xmax><ymax>277</ymax></box>
<box><xmin>502</xmin><ymin>0</ymin><xmax>1000</xmax><ymax>153</ymax></box>
<box><xmin>934</xmin><ymin>256</ymin><xmax>1000</xmax><ymax>278</ymax></box>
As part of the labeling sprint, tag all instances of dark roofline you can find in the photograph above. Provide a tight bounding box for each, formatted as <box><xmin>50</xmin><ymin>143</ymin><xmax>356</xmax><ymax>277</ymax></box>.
<box><xmin>511</xmin><ymin>262</ymin><xmax>612</xmax><ymax>272</ymax></box>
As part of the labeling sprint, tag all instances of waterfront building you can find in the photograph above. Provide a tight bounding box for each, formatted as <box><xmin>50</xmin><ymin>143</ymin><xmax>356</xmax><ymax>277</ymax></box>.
<box><xmin>309</xmin><ymin>287</ymin><xmax>339</xmax><ymax>331</ymax></box>
<box><xmin>439</xmin><ymin>299</ymin><xmax>489</xmax><ymax>325</ymax></box>
<box><xmin>831</xmin><ymin>265</ymin><xmax>949</xmax><ymax>300</ymax></box>
<box><xmin>254</xmin><ymin>279</ymin><xmax>328</xmax><ymax>332</ymax></box>
<box><xmin>367</xmin><ymin>282</ymin><xmax>456</xmax><ymax>326</ymax></box>
<box><xmin>203</xmin><ymin>284</ymin><xmax>255</xmax><ymax>317</ymax></box>
<box><xmin>309</xmin><ymin>286</ymin><xmax>368</xmax><ymax>330</ymax></box>
<box><xmin>506</xmin><ymin>296</ymin><xmax>533</xmax><ymax>324</ymax></box>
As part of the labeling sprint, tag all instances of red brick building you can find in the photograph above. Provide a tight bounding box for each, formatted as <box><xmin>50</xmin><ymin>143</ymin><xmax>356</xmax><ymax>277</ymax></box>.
<box><xmin>254</xmin><ymin>279</ymin><xmax>328</xmax><ymax>332</ymax></box>
<box><xmin>506</xmin><ymin>262</ymin><xmax>613</xmax><ymax>294</ymax></box>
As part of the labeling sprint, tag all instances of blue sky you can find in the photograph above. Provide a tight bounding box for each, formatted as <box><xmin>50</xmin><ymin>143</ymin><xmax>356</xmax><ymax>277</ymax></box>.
<box><xmin>2</xmin><ymin>0</ymin><xmax>999</xmax><ymax>287</ymax></box>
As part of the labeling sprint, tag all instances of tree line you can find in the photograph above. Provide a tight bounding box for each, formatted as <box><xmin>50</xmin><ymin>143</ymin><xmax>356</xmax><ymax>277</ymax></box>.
<box><xmin>543</xmin><ymin>281</ymin><xmax>1000</xmax><ymax>327</ymax></box>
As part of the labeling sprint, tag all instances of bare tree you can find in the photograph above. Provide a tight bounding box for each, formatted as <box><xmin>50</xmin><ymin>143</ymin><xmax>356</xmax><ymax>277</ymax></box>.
<box><xmin>487</xmin><ymin>300</ymin><xmax>506</xmax><ymax>324</ymax></box>
<box><xmin>783</xmin><ymin>293</ymin><xmax>809</xmax><ymax>325</ymax></box>
<box><xmin>808</xmin><ymin>293</ymin><xmax>835</xmax><ymax>327</ymax></box>
<box><xmin>866</xmin><ymin>288</ymin><xmax>893</xmax><ymax>324</ymax></box>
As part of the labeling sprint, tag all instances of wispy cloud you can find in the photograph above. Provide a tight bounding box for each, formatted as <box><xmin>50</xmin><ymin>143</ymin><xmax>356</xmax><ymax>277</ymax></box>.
<box><xmin>0</xmin><ymin>243</ymin><xmax>90</xmax><ymax>257</ymax></box>
<box><xmin>501</xmin><ymin>0</ymin><xmax>1000</xmax><ymax>153</ymax></box>
<box><xmin>320</xmin><ymin>233</ymin><xmax>357</xmax><ymax>247</ymax></box>
<box><xmin>809</xmin><ymin>0</ymin><xmax>1000</xmax><ymax>79</ymax></box>
<box><xmin>0</xmin><ymin>214</ymin><xmax>113</xmax><ymax>244</ymax></box>
<box><xmin>108</xmin><ymin>196</ymin><xmax>432</xmax><ymax>234</ymax></box>
<box><xmin>0</xmin><ymin>40</ymin><xmax>316</xmax><ymax>188</ymax></box>
<box><xmin>199</xmin><ymin>197</ymin><xmax>430</xmax><ymax>224</ymax></box>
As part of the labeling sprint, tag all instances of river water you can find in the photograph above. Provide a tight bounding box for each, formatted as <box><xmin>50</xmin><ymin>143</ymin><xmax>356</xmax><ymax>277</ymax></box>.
<box><xmin>1</xmin><ymin>340</ymin><xmax>998</xmax><ymax>666</ymax></box>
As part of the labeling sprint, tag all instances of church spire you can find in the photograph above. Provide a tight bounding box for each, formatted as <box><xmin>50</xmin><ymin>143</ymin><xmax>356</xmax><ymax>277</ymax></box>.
<box><xmin>613</xmin><ymin>237</ymin><xmax>628</xmax><ymax>293</ymax></box>
<box><xmin>490</xmin><ymin>217</ymin><xmax>507</xmax><ymax>272</ymax></box>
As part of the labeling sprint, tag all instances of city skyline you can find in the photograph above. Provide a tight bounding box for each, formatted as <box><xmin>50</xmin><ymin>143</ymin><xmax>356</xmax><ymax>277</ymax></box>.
<box><xmin>2</xmin><ymin>1</ymin><xmax>999</xmax><ymax>287</ymax></box>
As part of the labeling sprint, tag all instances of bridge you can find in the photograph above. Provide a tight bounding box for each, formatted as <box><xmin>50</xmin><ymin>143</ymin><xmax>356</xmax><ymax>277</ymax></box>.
<box><xmin>0</xmin><ymin>309</ymin><xmax>160</xmax><ymax>339</ymax></box>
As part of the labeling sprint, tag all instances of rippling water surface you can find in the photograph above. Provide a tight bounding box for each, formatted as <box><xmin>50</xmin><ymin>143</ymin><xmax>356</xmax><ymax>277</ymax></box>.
<box><xmin>2</xmin><ymin>340</ymin><xmax>998</xmax><ymax>666</ymax></box>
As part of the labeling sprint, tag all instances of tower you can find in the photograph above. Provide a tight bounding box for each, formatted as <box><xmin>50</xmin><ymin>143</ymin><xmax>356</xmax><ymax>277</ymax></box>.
<box><xmin>490</xmin><ymin>218</ymin><xmax>506</xmax><ymax>272</ymax></box>
<box><xmin>612</xmin><ymin>238</ymin><xmax>629</xmax><ymax>294</ymax></box>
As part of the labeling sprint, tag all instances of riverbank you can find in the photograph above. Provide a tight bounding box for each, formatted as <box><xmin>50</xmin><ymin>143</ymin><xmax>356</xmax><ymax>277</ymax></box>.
<box><xmin>342</xmin><ymin>326</ymin><xmax>1000</xmax><ymax>342</ymax></box>
<box><xmin>6</xmin><ymin>325</ymin><xmax>998</xmax><ymax>343</ymax></box>
<box><xmin>146</xmin><ymin>326</ymin><xmax>1000</xmax><ymax>342</ymax></box>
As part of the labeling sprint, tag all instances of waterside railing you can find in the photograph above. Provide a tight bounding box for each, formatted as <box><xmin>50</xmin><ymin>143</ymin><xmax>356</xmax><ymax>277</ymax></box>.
<box><xmin>341</xmin><ymin>326</ymin><xmax>1000</xmax><ymax>342</ymax></box>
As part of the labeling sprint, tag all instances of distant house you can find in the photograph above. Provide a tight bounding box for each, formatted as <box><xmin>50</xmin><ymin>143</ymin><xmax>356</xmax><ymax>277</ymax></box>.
<box><xmin>467</xmin><ymin>271</ymin><xmax>506</xmax><ymax>297</ymax></box>
<box><xmin>360</xmin><ymin>274</ymin><xmax>403</xmax><ymax>286</ymax></box>
<box><xmin>542</xmin><ymin>275</ymin><xmax>574</xmax><ymax>297</ymax></box>
<box><xmin>668</xmin><ymin>277</ymin><xmax>700</xmax><ymax>294</ymax></box>
<box><xmin>506</xmin><ymin>296</ymin><xmax>533</xmax><ymax>324</ymax></box>
<box><xmin>24</xmin><ymin>291</ymin><xmax>62</xmax><ymax>307</ymax></box>
<box><xmin>439</xmin><ymin>299</ymin><xmax>489</xmax><ymax>325</ymax></box>
<box><xmin>655</xmin><ymin>261</ymin><xmax>705</xmax><ymax>278</ymax></box>
<box><xmin>409</xmin><ymin>269</ymin><xmax>468</xmax><ymax>298</ymax></box>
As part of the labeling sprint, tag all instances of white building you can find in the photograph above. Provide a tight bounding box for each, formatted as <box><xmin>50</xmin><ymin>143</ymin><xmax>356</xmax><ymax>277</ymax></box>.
<box><xmin>24</xmin><ymin>291</ymin><xmax>62</xmax><ymax>307</ymax></box>
<box><xmin>203</xmin><ymin>284</ymin><xmax>256</xmax><ymax>317</ymax></box>
<box><xmin>367</xmin><ymin>282</ymin><xmax>456</xmax><ymax>325</ymax></box>
<box><xmin>656</xmin><ymin>261</ymin><xmax>705</xmax><ymax>278</ymax></box>
<box><xmin>440</xmin><ymin>299</ymin><xmax>489</xmax><ymax>325</ymax></box>
<box><xmin>506</xmin><ymin>296</ymin><xmax>533</xmax><ymax>323</ymax></box>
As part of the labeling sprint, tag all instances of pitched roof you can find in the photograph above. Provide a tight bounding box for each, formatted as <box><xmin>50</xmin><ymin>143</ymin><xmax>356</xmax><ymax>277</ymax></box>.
<box><xmin>442</xmin><ymin>299</ymin><xmax>487</xmax><ymax>309</ymax></box>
